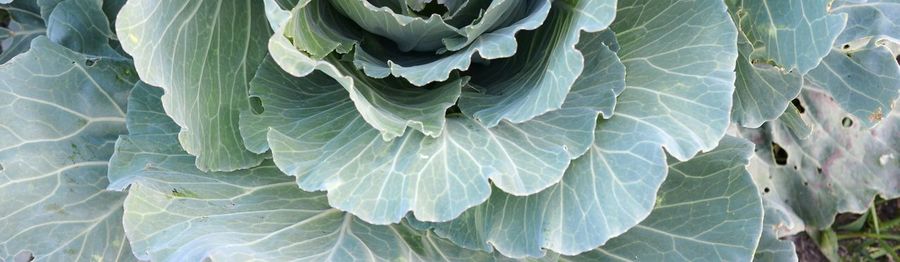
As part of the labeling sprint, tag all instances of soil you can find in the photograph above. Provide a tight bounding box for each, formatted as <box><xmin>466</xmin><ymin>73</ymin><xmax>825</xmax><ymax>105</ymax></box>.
<box><xmin>796</xmin><ymin>198</ymin><xmax>900</xmax><ymax>262</ymax></box>
<box><xmin>795</xmin><ymin>233</ymin><xmax>830</xmax><ymax>261</ymax></box>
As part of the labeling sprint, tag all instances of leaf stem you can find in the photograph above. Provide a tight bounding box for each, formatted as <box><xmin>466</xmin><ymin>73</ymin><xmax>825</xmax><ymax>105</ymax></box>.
<box><xmin>836</xmin><ymin>233</ymin><xmax>900</xmax><ymax>241</ymax></box>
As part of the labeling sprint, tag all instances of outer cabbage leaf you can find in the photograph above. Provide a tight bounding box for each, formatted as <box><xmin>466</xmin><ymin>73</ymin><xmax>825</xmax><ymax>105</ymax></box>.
<box><xmin>832</xmin><ymin>0</ymin><xmax>900</xmax><ymax>45</ymax></box>
<box><xmin>565</xmin><ymin>136</ymin><xmax>764</xmax><ymax>262</ymax></box>
<box><xmin>45</xmin><ymin>0</ymin><xmax>121</xmax><ymax>58</ymax></box>
<box><xmin>805</xmin><ymin>42</ymin><xmax>900</xmax><ymax>128</ymax></box>
<box><xmin>116</xmin><ymin>0</ymin><xmax>270</xmax><ymax>171</ymax></box>
<box><xmin>410</xmin><ymin>0</ymin><xmax>739</xmax><ymax>257</ymax></box>
<box><xmin>1</xmin><ymin>0</ymin><xmax>44</xmax><ymax>63</ymax></box>
<box><xmin>751</xmin><ymin>203</ymin><xmax>799</xmax><ymax>262</ymax></box>
<box><xmin>457</xmin><ymin>0</ymin><xmax>616</xmax><ymax>127</ymax></box>
<box><xmin>108</xmin><ymin>84</ymin><xmax>496</xmax><ymax>262</ymax></box>
<box><xmin>2</xmin><ymin>0</ymin><xmax>122</xmax><ymax>63</ymax></box>
<box><xmin>803</xmin><ymin>0</ymin><xmax>900</xmax><ymax>128</ymax></box>
<box><xmin>0</xmin><ymin>37</ymin><xmax>136</xmax><ymax>261</ymax></box>
<box><xmin>239</xmin><ymin>45</ymin><xmax>619</xmax><ymax>224</ymax></box>
<box><xmin>747</xmin><ymin>145</ymin><xmax>804</xmax><ymax>262</ymax></box>
<box><xmin>416</xmin><ymin>108</ymin><xmax>666</xmax><ymax>258</ymax></box>
<box><xmin>610</xmin><ymin>0</ymin><xmax>738</xmax><ymax>161</ymax></box>
<box><xmin>730</xmin><ymin>0</ymin><xmax>847</xmax><ymax>74</ymax></box>
<box><xmin>740</xmin><ymin>89</ymin><xmax>899</xmax><ymax>229</ymax></box>
<box><xmin>731</xmin><ymin>26</ymin><xmax>803</xmax><ymax>128</ymax></box>
<box><xmin>747</xmin><ymin>154</ymin><xmax>804</xmax><ymax>262</ymax></box>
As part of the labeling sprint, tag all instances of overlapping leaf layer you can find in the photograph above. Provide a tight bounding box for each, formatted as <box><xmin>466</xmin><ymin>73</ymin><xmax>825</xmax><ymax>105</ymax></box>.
<box><xmin>0</xmin><ymin>0</ymin><xmax>897</xmax><ymax>261</ymax></box>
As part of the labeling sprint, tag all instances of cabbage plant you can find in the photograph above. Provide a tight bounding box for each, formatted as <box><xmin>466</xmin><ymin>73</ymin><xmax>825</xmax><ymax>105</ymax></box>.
<box><xmin>0</xmin><ymin>0</ymin><xmax>897</xmax><ymax>261</ymax></box>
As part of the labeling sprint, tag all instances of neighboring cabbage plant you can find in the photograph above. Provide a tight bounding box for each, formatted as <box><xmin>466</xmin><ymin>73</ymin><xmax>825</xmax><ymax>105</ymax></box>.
<box><xmin>0</xmin><ymin>0</ymin><xmax>896</xmax><ymax>261</ymax></box>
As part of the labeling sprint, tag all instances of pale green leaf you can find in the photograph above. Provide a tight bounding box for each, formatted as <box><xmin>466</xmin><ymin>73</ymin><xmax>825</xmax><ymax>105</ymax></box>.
<box><xmin>416</xmin><ymin>0</ymin><xmax>740</xmax><ymax>257</ymax></box>
<box><xmin>805</xmin><ymin>42</ymin><xmax>900</xmax><ymax>128</ymax></box>
<box><xmin>282</xmin><ymin>0</ymin><xmax>359</xmax><ymax>58</ymax></box>
<box><xmin>777</xmin><ymin>103</ymin><xmax>813</xmax><ymax>139</ymax></box>
<box><xmin>418</xmin><ymin>112</ymin><xmax>668</xmax><ymax>258</ymax></box>
<box><xmin>116</xmin><ymin>0</ymin><xmax>270</xmax><ymax>171</ymax></box>
<box><xmin>740</xmin><ymin>89</ymin><xmax>899</xmax><ymax>229</ymax></box>
<box><xmin>238</xmin><ymin>40</ymin><xmax>621</xmax><ymax>224</ymax></box>
<box><xmin>330</xmin><ymin>0</ymin><xmax>461</xmax><ymax>52</ymax></box>
<box><xmin>108</xmin><ymin>85</ymin><xmax>496</xmax><ymax>262</ymax></box>
<box><xmin>731</xmin><ymin>28</ymin><xmax>803</xmax><ymax>128</ymax></box>
<box><xmin>804</xmin><ymin>0</ymin><xmax>900</xmax><ymax>128</ymax></box>
<box><xmin>832</xmin><ymin>0</ymin><xmax>900</xmax><ymax>45</ymax></box>
<box><xmin>266</xmin><ymin>3</ymin><xmax>465</xmax><ymax>140</ymax></box>
<box><xmin>0</xmin><ymin>1</ymin><xmax>44</xmax><ymax>63</ymax></box>
<box><xmin>352</xmin><ymin>0</ymin><xmax>551</xmax><ymax>86</ymax></box>
<box><xmin>457</xmin><ymin>0</ymin><xmax>617</xmax><ymax>127</ymax></box>
<box><xmin>610</xmin><ymin>0</ymin><xmax>738</xmax><ymax>160</ymax></box>
<box><xmin>752</xmin><ymin>202</ymin><xmax>799</xmax><ymax>262</ymax></box>
<box><xmin>0</xmin><ymin>37</ymin><xmax>136</xmax><ymax>262</ymax></box>
<box><xmin>46</xmin><ymin>0</ymin><xmax>121</xmax><ymax>58</ymax></box>
<box><xmin>731</xmin><ymin>0</ymin><xmax>847</xmax><ymax>74</ymax></box>
<box><xmin>566</xmin><ymin>136</ymin><xmax>764</xmax><ymax>262</ymax></box>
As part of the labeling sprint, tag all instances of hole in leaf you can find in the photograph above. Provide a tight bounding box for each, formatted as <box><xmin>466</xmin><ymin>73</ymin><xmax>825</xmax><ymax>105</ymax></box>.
<box><xmin>764</xmin><ymin>187</ymin><xmax>770</xmax><ymax>193</ymax></box>
<box><xmin>895</xmin><ymin>55</ymin><xmax>899</xmax><ymax>65</ymax></box>
<box><xmin>803</xmin><ymin>181</ymin><xmax>809</xmax><ymax>186</ymax></box>
<box><xmin>842</xmin><ymin>44</ymin><xmax>850</xmax><ymax>49</ymax></box>
<box><xmin>248</xmin><ymin>97</ymin><xmax>264</xmax><ymax>114</ymax></box>
<box><xmin>772</xmin><ymin>142</ymin><xmax>788</xmax><ymax>165</ymax></box>
<box><xmin>817</xmin><ymin>167</ymin><xmax>822</xmax><ymax>174</ymax></box>
<box><xmin>791</xmin><ymin>98</ymin><xmax>805</xmax><ymax>113</ymax></box>
<box><xmin>841</xmin><ymin>117</ymin><xmax>853</xmax><ymax>127</ymax></box>
<box><xmin>445</xmin><ymin>105</ymin><xmax>461</xmax><ymax>115</ymax></box>
<box><xmin>85</xmin><ymin>58</ymin><xmax>97</xmax><ymax>67</ymax></box>
<box><xmin>413</xmin><ymin>0</ymin><xmax>449</xmax><ymax>17</ymax></box>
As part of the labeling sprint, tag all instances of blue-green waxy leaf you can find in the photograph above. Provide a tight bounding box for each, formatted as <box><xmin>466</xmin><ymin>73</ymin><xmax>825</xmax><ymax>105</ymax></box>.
<box><xmin>322</xmin><ymin>55</ymin><xmax>465</xmax><ymax>139</ymax></box>
<box><xmin>610</xmin><ymin>0</ymin><xmax>738</xmax><ymax>160</ymax></box>
<box><xmin>801</xmin><ymin>0</ymin><xmax>900</xmax><ymax>128</ymax></box>
<box><xmin>116</xmin><ymin>0</ymin><xmax>270</xmax><ymax>172</ymax></box>
<box><xmin>266</xmin><ymin>2</ymin><xmax>465</xmax><ymax>140</ymax></box>
<box><xmin>731</xmin><ymin>28</ymin><xmax>804</xmax><ymax>128</ymax></box>
<box><xmin>747</xmin><ymin>145</ymin><xmax>804</xmax><ymax>262</ymax></box>
<box><xmin>329</xmin><ymin>0</ymin><xmax>461</xmax><ymax>52</ymax></box>
<box><xmin>831</xmin><ymin>0</ymin><xmax>900</xmax><ymax>45</ymax></box>
<box><xmin>752</xmin><ymin>201</ymin><xmax>799</xmax><ymax>262</ymax></box>
<box><xmin>282</xmin><ymin>0</ymin><xmax>359</xmax><ymax>58</ymax></box>
<box><xmin>731</xmin><ymin>0</ymin><xmax>847</xmax><ymax>74</ymax></box>
<box><xmin>2</xmin><ymin>0</ymin><xmax>123</xmax><ymax>63</ymax></box>
<box><xmin>108</xmin><ymin>85</ymin><xmax>496</xmax><ymax>262</ymax></box>
<box><xmin>352</xmin><ymin>0</ymin><xmax>552</xmax><ymax>86</ymax></box>
<box><xmin>777</xmin><ymin>103</ymin><xmax>813</xmax><ymax>139</ymax></box>
<box><xmin>805</xmin><ymin>42</ymin><xmax>900</xmax><ymax>128</ymax></box>
<box><xmin>419</xmin><ymin>111</ymin><xmax>667</xmax><ymax>258</ymax></box>
<box><xmin>417</xmin><ymin>0</ymin><xmax>740</xmax><ymax>257</ymax></box>
<box><xmin>566</xmin><ymin>136</ymin><xmax>764</xmax><ymax>262</ymax></box>
<box><xmin>440</xmin><ymin>0</ymin><xmax>531</xmax><ymax>52</ymax></box>
<box><xmin>456</xmin><ymin>0</ymin><xmax>616</xmax><ymax>127</ymax></box>
<box><xmin>1</xmin><ymin>1</ymin><xmax>44</xmax><ymax>63</ymax></box>
<box><xmin>0</xmin><ymin>37</ymin><xmax>137</xmax><ymax>262</ymax></box>
<box><xmin>406</xmin><ymin>33</ymin><xmax>637</xmax><ymax>258</ymax></box>
<box><xmin>239</xmin><ymin>48</ymin><xmax>619</xmax><ymax>224</ymax></box>
<box><xmin>741</xmin><ymin>89</ymin><xmax>900</xmax><ymax>229</ymax></box>
<box><xmin>45</xmin><ymin>0</ymin><xmax>120</xmax><ymax>58</ymax></box>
